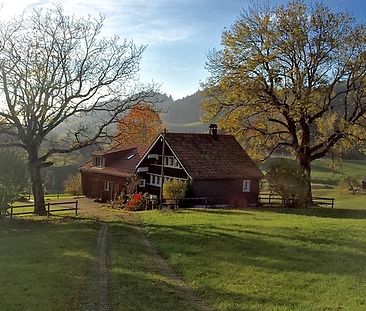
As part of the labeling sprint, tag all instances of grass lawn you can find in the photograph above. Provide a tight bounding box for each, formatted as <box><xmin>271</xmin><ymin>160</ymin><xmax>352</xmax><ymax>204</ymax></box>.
<box><xmin>311</xmin><ymin>158</ymin><xmax>366</xmax><ymax>186</ymax></box>
<box><xmin>0</xmin><ymin>217</ymin><xmax>98</xmax><ymax>311</ymax></box>
<box><xmin>108</xmin><ymin>219</ymin><xmax>202</xmax><ymax>311</ymax></box>
<box><xmin>139</xmin><ymin>208</ymin><xmax>366</xmax><ymax>311</ymax></box>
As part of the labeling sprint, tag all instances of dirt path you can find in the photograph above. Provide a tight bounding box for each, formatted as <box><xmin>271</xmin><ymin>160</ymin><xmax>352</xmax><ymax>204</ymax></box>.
<box><xmin>122</xmin><ymin>213</ymin><xmax>214</xmax><ymax>311</ymax></box>
<box><xmin>87</xmin><ymin>222</ymin><xmax>110</xmax><ymax>311</ymax></box>
<box><xmin>76</xmin><ymin>198</ymin><xmax>213</xmax><ymax>311</ymax></box>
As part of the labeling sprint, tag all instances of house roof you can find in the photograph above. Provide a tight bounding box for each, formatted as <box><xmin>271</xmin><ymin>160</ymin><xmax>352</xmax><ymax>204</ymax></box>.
<box><xmin>161</xmin><ymin>133</ymin><xmax>262</xmax><ymax>179</ymax></box>
<box><xmin>80</xmin><ymin>145</ymin><xmax>147</xmax><ymax>178</ymax></box>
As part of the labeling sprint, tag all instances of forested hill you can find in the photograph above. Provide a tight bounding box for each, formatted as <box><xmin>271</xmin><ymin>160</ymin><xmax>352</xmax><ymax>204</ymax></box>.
<box><xmin>159</xmin><ymin>91</ymin><xmax>207</xmax><ymax>133</ymax></box>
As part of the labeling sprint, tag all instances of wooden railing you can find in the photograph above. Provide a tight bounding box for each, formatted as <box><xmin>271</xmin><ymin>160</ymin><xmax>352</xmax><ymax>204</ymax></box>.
<box><xmin>7</xmin><ymin>201</ymin><xmax>78</xmax><ymax>218</ymax></box>
<box><xmin>313</xmin><ymin>197</ymin><xmax>335</xmax><ymax>208</ymax></box>
<box><xmin>259</xmin><ymin>193</ymin><xmax>335</xmax><ymax>208</ymax></box>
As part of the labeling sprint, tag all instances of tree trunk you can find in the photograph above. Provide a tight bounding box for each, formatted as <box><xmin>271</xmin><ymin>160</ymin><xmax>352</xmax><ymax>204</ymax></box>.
<box><xmin>28</xmin><ymin>150</ymin><xmax>46</xmax><ymax>215</ymax></box>
<box><xmin>297</xmin><ymin>153</ymin><xmax>313</xmax><ymax>207</ymax></box>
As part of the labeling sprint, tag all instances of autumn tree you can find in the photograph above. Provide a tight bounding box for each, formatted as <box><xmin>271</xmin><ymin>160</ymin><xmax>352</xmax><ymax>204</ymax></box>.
<box><xmin>203</xmin><ymin>1</ymin><xmax>366</xmax><ymax>205</ymax></box>
<box><xmin>0</xmin><ymin>7</ymin><xmax>155</xmax><ymax>214</ymax></box>
<box><xmin>115</xmin><ymin>103</ymin><xmax>163</xmax><ymax>146</ymax></box>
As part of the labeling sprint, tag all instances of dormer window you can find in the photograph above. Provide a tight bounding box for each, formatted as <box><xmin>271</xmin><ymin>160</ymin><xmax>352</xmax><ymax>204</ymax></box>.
<box><xmin>95</xmin><ymin>156</ymin><xmax>105</xmax><ymax>167</ymax></box>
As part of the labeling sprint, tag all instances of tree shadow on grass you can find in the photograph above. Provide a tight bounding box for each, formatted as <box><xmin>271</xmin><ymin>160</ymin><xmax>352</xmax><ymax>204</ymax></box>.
<box><xmin>266</xmin><ymin>207</ymin><xmax>366</xmax><ymax>219</ymax></box>
<box><xmin>144</xmin><ymin>222</ymin><xmax>366</xmax><ymax>277</ymax></box>
<box><xmin>0</xmin><ymin>218</ymin><xmax>97</xmax><ymax>310</ymax></box>
<box><xmin>189</xmin><ymin>206</ymin><xmax>366</xmax><ymax>220</ymax></box>
<box><xmin>142</xmin><ymin>221</ymin><xmax>366</xmax><ymax>310</ymax></box>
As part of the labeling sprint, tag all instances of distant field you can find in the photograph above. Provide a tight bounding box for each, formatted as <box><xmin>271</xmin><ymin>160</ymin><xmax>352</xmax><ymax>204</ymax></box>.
<box><xmin>140</xmin><ymin>208</ymin><xmax>366</xmax><ymax>311</ymax></box>
<box><xmin>261</xmin><ymin>157</ymin><xmax>366</xmax><ymax>209</ymax></box>
<box><xmin>311</xmin><ymin>158</ymin><xmax>366</xmax><ymax>186</ymax></box>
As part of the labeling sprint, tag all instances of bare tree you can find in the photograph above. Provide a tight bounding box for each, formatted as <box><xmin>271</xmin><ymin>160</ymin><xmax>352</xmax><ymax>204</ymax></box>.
<box><xmin>0</xmin><ymin>7</ymin><xmax>156</xmax><ymax>214</ymax></box>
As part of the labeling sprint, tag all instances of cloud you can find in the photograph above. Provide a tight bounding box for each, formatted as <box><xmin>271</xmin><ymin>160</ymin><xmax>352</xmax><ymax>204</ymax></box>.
<box><xmin>0</xmin><ymin>0</ymin><xmax>196</xmax><ymax>44</ymax></box>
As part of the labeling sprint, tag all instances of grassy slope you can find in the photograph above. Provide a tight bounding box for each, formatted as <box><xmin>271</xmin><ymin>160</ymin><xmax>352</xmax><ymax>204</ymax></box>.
<box><xmin>0</xmin><ymin>218</ymin><xmax>97</xmax><ymax>311</ymax></box>
<box><xmin>140</xmin><ymin>209</ymin><xmax>366</xmax><ymax>311</ymax></box>
<box><xmin>309</xmin><ymin>158</ymin><xmax>366</xmax><ymax>209</ymax></box>
<box><xmin>108</xmin><ymin>220</ymin><xmax>201</xmax><ymax>311</ymax></box>
<box><xmin>311</xmin><ymin>158</ymin><xmax>366</xmax><ymax>186</ymax></box>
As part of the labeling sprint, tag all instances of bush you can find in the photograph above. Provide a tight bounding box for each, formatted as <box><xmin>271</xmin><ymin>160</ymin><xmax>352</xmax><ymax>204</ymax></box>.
<box><xmin>266</xmin><ymin>158</ymin><xmax>309</xmax><ymax>208</ymax></box>
<box><xmin>0</xmin><ymin>149</ymin><xmax>29</xmax><ymax>219</ymax></box>
<box><xmin>124</xmin><ymin>193</ymin><xmax>145</xmax><ymax>211</ymax></box>
<box><xmin>163</xmin><ymin>179</ymin><xmax>187</xmax><ymax>208</ymax></box>
<box><xmin>337</xmin><ymin>176</ymin><xmax>360</xmax><ymax>195</ymax></box>
<box><xmin>63</xmin><ymin>174</ymin><xmax>82</xmax><ymax>196</ymax></box>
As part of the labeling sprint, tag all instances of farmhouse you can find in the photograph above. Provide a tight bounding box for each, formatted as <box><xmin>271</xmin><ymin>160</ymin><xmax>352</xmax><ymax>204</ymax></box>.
<box><xmin>80</xmin><ymin>145</ymin><xmax>147</xmax><ymax>202</ymax></box>
<box><xmin>135</xmin><ymin>126</ymin><xmax>262</xmax><ymax>207</ymax></box>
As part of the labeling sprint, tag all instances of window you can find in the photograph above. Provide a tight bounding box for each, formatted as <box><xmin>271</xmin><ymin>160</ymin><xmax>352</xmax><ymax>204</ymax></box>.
<box><xmin>243</xmin><ymin>180</ymin><xmax>251</xmax><ymax>192</ymax></box>
<box><xmin>150</xmin><ymin>174</ymin><xmax>161</xmax><ymax>187</ymax></box>
<box><xmin>163</xmin><ymin>156</ymin><xmax>181</xmax><ymax>168</ymax></box>
<box><xmin>104</xmin><ymin>181</ymin><xmax>113</xmax><ymax>191</ymax></box>
<box><xmin>147</xmin><ymin>173</ymin><xmax>186</xmax><ymax>187</ymax></box>
<box><xmin>95</xmin><ymin>156</ymin><xmax>104</xmax><ymax>167</ymax></box>
<box><xmin>139</xmin><ymin>179</ymin><xmax>146</xmax><ymax>187</ymax></box>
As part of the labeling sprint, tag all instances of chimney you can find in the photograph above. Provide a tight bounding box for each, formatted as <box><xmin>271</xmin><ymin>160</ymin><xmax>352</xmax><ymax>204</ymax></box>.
<box><xmin>209</xmin><ymin>124</ymin><xmax>218</xmax><ymax>140</ymax></box>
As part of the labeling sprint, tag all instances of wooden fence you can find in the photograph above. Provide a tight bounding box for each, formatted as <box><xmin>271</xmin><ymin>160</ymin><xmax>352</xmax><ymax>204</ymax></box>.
<box><xmin>259</xmin><ymin>193</ymin><xmax>334</xmax><ymax>208</ymax></box>
<box><xmin>7</xmin><ymin>201</ymin><xmax>79</xmax><ymax>218</ymax></box>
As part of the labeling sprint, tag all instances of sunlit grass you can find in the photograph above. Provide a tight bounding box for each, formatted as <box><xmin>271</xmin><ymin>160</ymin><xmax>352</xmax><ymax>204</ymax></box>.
<box><xmin>140</xmin><ymin>209</ymin><xmax>366</xmax><ymax>311</ymax></box>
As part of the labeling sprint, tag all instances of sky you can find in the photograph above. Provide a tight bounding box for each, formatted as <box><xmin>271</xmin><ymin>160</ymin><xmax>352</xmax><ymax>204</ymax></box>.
<box><xmin>0</xmin><ymin>0</ymin><xmax>365</xmax><ymax>99</ymax></box>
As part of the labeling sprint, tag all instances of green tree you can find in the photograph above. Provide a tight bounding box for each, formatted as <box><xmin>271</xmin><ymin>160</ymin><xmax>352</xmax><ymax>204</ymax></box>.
<box><xmin>203</xmin><ymin>1</ymin><xmax>366</xmax><ymax>205</ymax></box>
<box><xmin>0</xmin><ymin>7</ymin><xmax>155</xmax><ymax>214</ymax></box>
<box><xmin>0</xmin><ymin>149</ymin><xmax>28</xmax><ymax>218</ymax></box>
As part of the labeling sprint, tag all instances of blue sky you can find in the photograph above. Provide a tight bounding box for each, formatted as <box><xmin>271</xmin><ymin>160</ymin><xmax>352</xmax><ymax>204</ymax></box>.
<box><xmin>0</xmin><ymin>0</ymin><xmax>365</xmax><ymax>99</ymax></box>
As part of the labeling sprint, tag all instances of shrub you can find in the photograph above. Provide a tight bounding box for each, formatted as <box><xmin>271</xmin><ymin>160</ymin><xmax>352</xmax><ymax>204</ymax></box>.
<box><xmin>337</xmin><ymin>176</ymin><xmax>360</xmax><ymax>195</ymax></box>
<box><xmin>266</xmin><ymin>158</ymin><xmax>309</xmax><ymax>208</ymax></box>
<box><xmin>63</xmin><ymin>174</ymin><xmax>82</xmax><ymax>196</ymax></box>
<box><xmin>0</xmin><ymin>149</ymin><xmax>29</xmax><ymax>219</ymax></box>
<box><xmin>124</xmin><ymin>193</ymin><xmax>145</xmax><ymax>211</ymax></box>
<box><xmin>163</xmin><ymin>179</ymin><xmax>187</xmax><ymax>208</ymax></box>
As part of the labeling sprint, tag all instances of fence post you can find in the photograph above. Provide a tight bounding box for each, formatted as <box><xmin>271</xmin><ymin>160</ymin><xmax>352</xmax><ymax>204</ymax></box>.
<box><xmin>47</xmin><ymin>202</ymin><xmax>50</xmax><ymax>217</ymax></box>
<box><xmin>75</xmin><ymin>200</ymin><xmax>78</xmax><ymax>216</ymax></box>
<box><xmin>331</xmin><ymin>198</ymin><xmax>334</xmax><ymax>209</ymax></box>
<box><xmin>10</xmin><ymin>206</ymin><xmax>13</xmax><ymax>219</ymax></box>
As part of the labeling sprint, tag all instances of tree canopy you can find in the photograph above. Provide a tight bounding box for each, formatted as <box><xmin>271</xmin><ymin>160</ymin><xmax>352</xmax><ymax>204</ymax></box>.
<box><xmin>202</xmin><ymin>0</ymin><xmax>366</xmax><ymax>203</ymax></box>
<box><xmin>0</xmin><ymin>6</ymin><xmax>155</xmax><ymax>214</ymax></box>
<box><xmin>115</xmin><ymin>103</ymin><xmax>163</xmax><ymax>147</ymax></box>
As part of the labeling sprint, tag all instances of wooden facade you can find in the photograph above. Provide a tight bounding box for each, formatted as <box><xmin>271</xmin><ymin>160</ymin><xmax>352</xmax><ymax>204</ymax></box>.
<box><xmin>136</xmin><ymin>132</ymin><xmax>262</xmax><ymax>206</ymax></box>
<box><xmin>80</xmin><ymin>146</ymin><xmax>146</xmax><ymax>202</ymax></box>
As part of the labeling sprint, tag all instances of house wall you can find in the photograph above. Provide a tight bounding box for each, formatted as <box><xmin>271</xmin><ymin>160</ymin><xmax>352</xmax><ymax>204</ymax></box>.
<box><xmin>81</xmin><ymin>171</ymin><xmax>127</xmax><ymax>201</ymax></box>
<box><xmin>137</xmin><ymin>138</ymin><xmax>189</xmax><ymax>195</ymax></box>
<box><xmin>191</xmin><ymin>178</ymin><xmax>260</xmax><ymax>206</ymax></box>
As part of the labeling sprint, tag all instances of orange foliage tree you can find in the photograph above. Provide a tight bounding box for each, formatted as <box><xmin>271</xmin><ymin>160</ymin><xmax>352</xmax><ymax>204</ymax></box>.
<box><xmin>115</xmin><ymin>104</ymin><xmax>163</xmax><ymax>146</ymax></box>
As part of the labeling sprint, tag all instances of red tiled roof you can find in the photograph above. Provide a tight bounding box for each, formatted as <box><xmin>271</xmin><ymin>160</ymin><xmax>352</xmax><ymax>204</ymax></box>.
<box><xmin>164</xmin><ymin>133</ymin><xmax>262</xmax><ymax>179</ymax></box>
<box><xmin>80</xmin><ymin>145</ymin><xmax>147</xmax><ymax>177</ymax></box>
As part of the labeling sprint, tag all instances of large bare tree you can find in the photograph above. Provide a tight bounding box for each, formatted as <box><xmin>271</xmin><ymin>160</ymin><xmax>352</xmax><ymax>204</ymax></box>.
<box><xmin>0</xmin><ymin>7</ymin><xmax>155</xmax><ymax>214</ymax></box>
<box><xmin>203</xmin><ymin>1</ymin><xmax>366</xmax><ymax>205</ymax></box>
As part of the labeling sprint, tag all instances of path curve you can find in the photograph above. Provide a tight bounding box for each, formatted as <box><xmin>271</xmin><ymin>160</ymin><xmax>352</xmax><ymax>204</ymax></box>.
<box><xmin>124</xmin><ymin>213</ymin><xmax>214</xmax><ymax>311</ymax></box>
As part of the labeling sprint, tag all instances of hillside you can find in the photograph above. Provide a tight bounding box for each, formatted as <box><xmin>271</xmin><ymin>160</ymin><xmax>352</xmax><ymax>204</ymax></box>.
<box><xmin>159</xmin><ymin>91</ymin><xmax>206</xmax><ymax>132</ymax></box>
